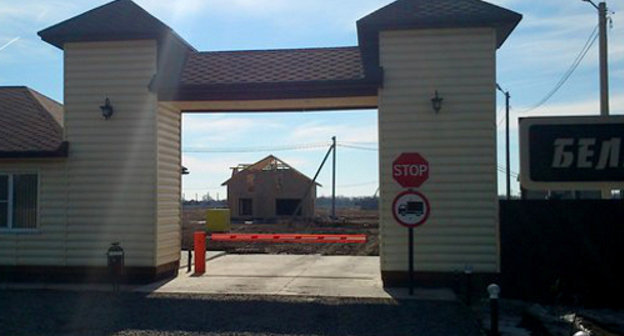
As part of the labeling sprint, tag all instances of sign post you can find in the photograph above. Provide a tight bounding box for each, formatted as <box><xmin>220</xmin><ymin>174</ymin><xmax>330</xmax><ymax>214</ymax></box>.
<box><xmin>392</xmin><ymin>152</ymin><xmax>431</xmax><ymax>295</ymax></box>
<box><xmin>408</xmin><ymin>227</ymin><xmax>414</xmax><ymax>295</ymax></box>
<box><xmin>392</xmin><ymin>189</ymin><xmax>430</xmax><ymax>295</ymax></box>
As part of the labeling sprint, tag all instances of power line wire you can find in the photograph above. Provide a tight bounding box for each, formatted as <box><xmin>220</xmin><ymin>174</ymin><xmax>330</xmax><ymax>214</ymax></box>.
<box><xmin>183</xmin><ymin>142</ymin><xmax>328</xmax><ymax>153</ymax></box>
<box><xmin>520</xmin><ymin>25</ymin><xmax>599</xmax><ymax>114</ymax></box>
<box><xmin>498</xmin><ymin>165</ymin><xmax>519</xmax><ymax>178</ymax></box>
<box><xmin>337</xmin><ymin>144</ymin><xmax>378</xmax><ymax>151</ymax></box>
<box><xmin>337</xmin><ymin>181</ymin><xmax>379</xmax><ymax>188</ymax></box>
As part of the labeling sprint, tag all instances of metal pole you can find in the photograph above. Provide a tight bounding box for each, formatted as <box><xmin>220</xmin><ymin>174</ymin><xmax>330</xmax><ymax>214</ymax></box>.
<box><xmin>290</xmin><ymin>142</ymin><xmax>334</xmax><ymax>223</ymax></box>
<box><xmin>408</xmin><ymin>227</ymin><xmax>414</xmax><ymax>295</ymax></box>
<box><xmin>599</xmin><ymin>2</ymin><xmax>609</xmax><ymax>117</ymax></box>
<box><xmin>505</xmin><ymin>91</ymin><xmax>511</xmax><ymax>200</ymax></box>
<box><xmin>491</xmin><ymin>295</ymin><xmax>499</xmax><ymax>335</ymax></box>
<box><xmin>331</xmin><ymin>136</ymin><xmax>336</xmax><ymax>219</ymax></box>
<box><xmin>597</xmin><ymin>1</ymin><xmax>611</xmax><ymax>199</ymax></box>
<box><xmin>487</xmin><ymin>284</ymin><xmax>501</xmax><ymax>336</ymax></box>
<box><xmin>187</xmin><ymin>249</ymin><xmax>192</xmax><ymax>273</ymax></box>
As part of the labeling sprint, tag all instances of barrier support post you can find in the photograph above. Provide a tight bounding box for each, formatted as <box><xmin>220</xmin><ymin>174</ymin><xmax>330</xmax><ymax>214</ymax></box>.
<box><xmin>194</xmin><ymin>231</ymin><xmax>206</xmax><ymax>274</ymax></box>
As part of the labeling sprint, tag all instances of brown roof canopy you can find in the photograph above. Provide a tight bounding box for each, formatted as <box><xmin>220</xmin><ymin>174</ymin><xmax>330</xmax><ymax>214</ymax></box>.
<box><xmin>357</xmin><ymin>0</ymin><xmax>522</xmax><ymax>74</ymax></box>
<box><xmin>36</xmin><ymin>0</ymin><xmax>521</xmax><ymax>102</ymax></box>
<box><xmin>0</xmin><ymin>87</ymin><xmax>68</xmax><ymax>158</ymax></box>
<box><xmin>181</xmin><ymin>47</ymin><xmax>365</xmax><ymax>86</ymax></box>
<box><xmin>37</xmin><ymin>0</ymin><xmax>194</xmax><ymax>51</ymax></box>
<box><xmin>160</xmin><ymin>46</ymin><xmax>381</xmax><ymax>101</ymax></box>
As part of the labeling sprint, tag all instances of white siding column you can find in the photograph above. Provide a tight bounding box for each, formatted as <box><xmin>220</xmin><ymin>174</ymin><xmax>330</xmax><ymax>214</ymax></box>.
<box><xmin>378</xmin><ymin>28</ymin><xmax>499</xmax><ymax>274</ymax></box>
<box><xmin>64</xmin><ymin>40</ymin><xmax>159</xmax><ymax>267</ymax></box>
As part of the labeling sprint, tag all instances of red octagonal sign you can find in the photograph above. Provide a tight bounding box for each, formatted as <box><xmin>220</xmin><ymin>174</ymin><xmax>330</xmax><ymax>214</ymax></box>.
<box><xmin>392</xmin><ymin>153</ymin><xmax>429</xmax><ymax>188</ymax></box>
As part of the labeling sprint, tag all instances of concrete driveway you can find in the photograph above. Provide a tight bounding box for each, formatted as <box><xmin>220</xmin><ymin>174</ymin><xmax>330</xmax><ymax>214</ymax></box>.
<box><xmin>138</xmin><ymin>254</ymin><xmax>455</xmax><ymax>301</ymax></box>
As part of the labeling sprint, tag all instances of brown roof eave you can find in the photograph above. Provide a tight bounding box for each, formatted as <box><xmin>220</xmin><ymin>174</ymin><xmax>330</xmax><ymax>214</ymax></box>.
<box><xmin>158</xmin><ymin>77</ymin><xmax>382</xmax><ymax>103</ymax></box>
<box><xmin>39</xmin><ymin>32</ymin><xmax>165</xmax><ymax>50</ymax></box>
<box><xmin>0</xmin><ymin>142</ymin><xmax>69</xmax><ymax>159</ymax></box>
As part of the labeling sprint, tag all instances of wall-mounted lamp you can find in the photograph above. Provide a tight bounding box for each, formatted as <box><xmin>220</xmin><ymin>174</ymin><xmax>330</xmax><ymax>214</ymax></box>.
<box><xmin>431</xmin><ymin>90</ymin><xmax>443</xmax><ymax>113</ymax></box>
<box><xmin>100</xmin><ymin>97</ymin><xmax>114</xmax><ymax>120</ymax></box>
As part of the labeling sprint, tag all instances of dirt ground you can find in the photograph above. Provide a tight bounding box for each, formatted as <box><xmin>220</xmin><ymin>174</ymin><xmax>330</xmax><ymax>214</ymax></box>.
<box><xmin>182</xmin><ymin>207</ymin><xmax>379</xmax><ymax>256</ymax></box>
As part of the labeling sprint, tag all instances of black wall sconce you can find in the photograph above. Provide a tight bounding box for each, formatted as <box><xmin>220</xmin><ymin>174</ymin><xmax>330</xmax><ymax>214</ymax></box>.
<box><xmin>100</xmin><ymin>97</ymin><xmax>114</xmax><ymax>120</ymax></box>
<box><xmin>431</xmin><ymin>90</ymin><xmax>443</xmax><ymax>113</ymax></box>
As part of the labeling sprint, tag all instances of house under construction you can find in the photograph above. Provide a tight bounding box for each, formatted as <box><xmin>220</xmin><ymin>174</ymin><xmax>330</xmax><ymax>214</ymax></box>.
<box><xmin>222</xmin><ymin>155</ymin><xmax>319</xmax><ymax>220</ymax></box>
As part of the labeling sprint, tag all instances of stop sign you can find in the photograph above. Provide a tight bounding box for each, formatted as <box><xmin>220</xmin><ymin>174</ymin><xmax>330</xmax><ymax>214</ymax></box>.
<box><xmin>392</xmin><ymin>153</ymin><xmax>429</xmax><ymax>188</ymax></box>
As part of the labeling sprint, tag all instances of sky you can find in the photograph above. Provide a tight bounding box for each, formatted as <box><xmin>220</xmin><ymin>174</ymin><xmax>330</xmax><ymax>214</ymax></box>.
<box><xmin>1</xmin><ymin>0</ymin><xmax>623</xmax><ymax>199</ymax></box>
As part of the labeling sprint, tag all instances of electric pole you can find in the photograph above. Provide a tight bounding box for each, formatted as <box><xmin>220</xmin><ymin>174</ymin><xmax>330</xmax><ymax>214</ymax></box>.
<box><xmin>331</xmin><ymin>136</ymin><xmax>336</xmax><ymax>219</ymax></box>
<box><xmin>584</xmin><ymin>0</ymin><xmax>610</xmax><ymax>116</ymax></box>
<box><xmin>497</xmin><ymin>84</ymin><xmax>511</xmax><ymax>200</ymax></box>
<box><xmin>599</xmin><ymin>2</ymin><xmax>609</xmax><ymax>116</ymax></box>
<box><xmin>584</xmin><ymin>0</ymin><xmax>612</xmax><ymax>199</ymax></box>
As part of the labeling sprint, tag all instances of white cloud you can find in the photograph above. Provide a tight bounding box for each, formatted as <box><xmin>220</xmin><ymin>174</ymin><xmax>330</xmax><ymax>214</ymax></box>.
<box><xmin>182</xmin><ymin>115</ymin><xmax>283</xmax><ymax>145</ymax></box>
<box><xmin>288</xmin><ymin>120</ymin><xmax>378</xmax><ymax>144</ymax></box>
<box><xmin>0</xmin><ymin>37</ymin><xmax>20</xmax><ymax>53</ymax></box>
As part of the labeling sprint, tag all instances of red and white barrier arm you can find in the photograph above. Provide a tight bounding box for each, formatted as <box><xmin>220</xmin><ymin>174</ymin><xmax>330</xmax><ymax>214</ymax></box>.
<box><xmin>210</xmin><ymin>233</ymin><xmax>367</xmax><ymax>244</ymax></box>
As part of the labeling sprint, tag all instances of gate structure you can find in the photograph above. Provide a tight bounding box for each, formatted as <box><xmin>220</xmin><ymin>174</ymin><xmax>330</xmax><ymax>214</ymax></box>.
<box><xmin>0</xmin><ymin>0</ymin><xmax>521</xmax><ymax>285</ymax></box>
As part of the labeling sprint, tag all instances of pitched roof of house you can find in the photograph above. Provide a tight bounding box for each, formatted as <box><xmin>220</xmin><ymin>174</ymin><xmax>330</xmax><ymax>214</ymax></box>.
<box><xmin>0</xmin><ymin>87</ymin><xmax>68</xmax><ymax>158</ymax></box>
<box><xmin>37</xmin><ymin>0</ymin><xmax>194</xmax><ymax>51</ymax></box>
<box><xmin>357</xmin><ymin>0</ymin><xmax>522</xmax><ymax>73</ymax></box>
<box><xmin>221</xmin><ymin>155</ymin><xmax>321</xmax><ymax>187</ymax></box>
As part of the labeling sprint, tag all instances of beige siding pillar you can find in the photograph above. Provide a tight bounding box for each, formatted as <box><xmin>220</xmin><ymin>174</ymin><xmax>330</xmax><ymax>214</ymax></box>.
<box><xmin>156</xmin><ymin>102</ymin><xmax>182</xmax><ymax>266</ymax></box>
<box><xmin>64</xmin><ymin>40</ymin><xmax>159</xmax><ymax>267</ymax></box>
<box><xmin>378</xmin><ymin>28</ymin><xmax>499</xmax><ymax>276</ymax></box>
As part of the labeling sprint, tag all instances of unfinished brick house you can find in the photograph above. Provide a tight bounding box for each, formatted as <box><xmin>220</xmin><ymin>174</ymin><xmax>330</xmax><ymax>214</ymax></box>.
<box><xmin>222</xmin><ymin>155</ymin><xmax>318</xmax><ymax>220</ymax></box>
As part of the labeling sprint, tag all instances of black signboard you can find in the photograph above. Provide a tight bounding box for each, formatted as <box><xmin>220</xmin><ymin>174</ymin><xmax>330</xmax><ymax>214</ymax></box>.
<box><xmin>520</xmin><ymin>117</ymin><xmax>624</xmax><ymax>189</ymax></box>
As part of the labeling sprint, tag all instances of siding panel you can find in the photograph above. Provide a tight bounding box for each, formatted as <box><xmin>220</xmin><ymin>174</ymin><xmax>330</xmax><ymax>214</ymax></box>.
<box><xmin>155</xmin><ymin>103</ymin><xmax>181</xmax><ymax>265</ymax></box>
<box><xmin>378</xmin><ymin>28</ymin><xmax>499</xmax><ymax>273</ymax></box>
<box><xmin>64</xmin><ymin>40</ymin><xmax>158</xmax><ymax>267</ymax></box>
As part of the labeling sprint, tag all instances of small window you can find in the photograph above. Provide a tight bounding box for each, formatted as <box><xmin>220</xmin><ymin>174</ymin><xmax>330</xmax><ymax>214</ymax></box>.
<box><xmin>0</xmin><ymin>174</ymin><xmax>38</xmax><ymax>230</ymax></box>
<box><xmin>276</xmin><ymin>199</ymin><xmax>302</xmax><ymax>216</ymax></box>
<box><xmin>239</xmin><ymin>198</ymin><xmax>252</xmax><ymax>216</ymax></box>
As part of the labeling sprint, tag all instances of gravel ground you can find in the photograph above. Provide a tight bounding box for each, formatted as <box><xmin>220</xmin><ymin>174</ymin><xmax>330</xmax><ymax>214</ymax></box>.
<box><xmin>1</xmin><ymin>290</ymin><xmax>482</xmax><ymax>336</ymax></box>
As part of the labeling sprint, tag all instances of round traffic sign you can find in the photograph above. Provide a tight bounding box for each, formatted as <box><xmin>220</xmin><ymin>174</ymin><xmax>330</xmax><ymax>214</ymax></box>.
<box><xmin>392</xmin><ymin>153</ymin><xmax>429</xmax><ymax>188</ymax></box>
<box><xmin>392</xmin><ymin>190</ymin><xmax>430</xmax><ymax>228</ymax></box>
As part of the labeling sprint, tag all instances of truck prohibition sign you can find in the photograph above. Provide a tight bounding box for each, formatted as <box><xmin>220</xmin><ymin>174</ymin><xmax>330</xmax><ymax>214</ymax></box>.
<box><xmin>392</xmin><ymin>190</ymin><xmax>430</xmax><ymax>228</ymax></box>
<box><xmin>392</xmin><ymin>153</ymin><xmax>430</xmax><ymax>188</ymax></box>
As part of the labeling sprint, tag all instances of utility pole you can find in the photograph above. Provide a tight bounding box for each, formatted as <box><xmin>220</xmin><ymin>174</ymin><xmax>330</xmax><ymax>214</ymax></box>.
<box><xmin>599</xmin><ymin>2</ymin><xmax>609</xmax><ymax>116</ymax></box>
<box><xmin>584</xmin><ymin>0</ymin><xmax>610</xmax><ymax>116</ymax></box>
<box><xmin>497</xmin><ymin>84</ymin><xmax>511</xmax><ymax>200</ymax></box>
<box><xmin>584</xmin><ymin>0</ymin><xmax>612</xmax><ymax>198</ymax></box>
<box><xmin>331</xmin><ymin>136</ymin><xmax>336</xmax><ymax>219</ymax></box>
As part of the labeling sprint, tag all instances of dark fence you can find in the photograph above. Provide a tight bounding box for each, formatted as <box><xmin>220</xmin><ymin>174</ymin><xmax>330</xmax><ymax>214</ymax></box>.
<box><xmin>500</xmin><ymin>200</ymin><xmax>624</xmax><ymax>307</ymax></box>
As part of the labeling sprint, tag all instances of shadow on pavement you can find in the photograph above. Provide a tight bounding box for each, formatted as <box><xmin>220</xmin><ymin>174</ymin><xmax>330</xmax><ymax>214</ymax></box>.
<box><xmin>1</xmin><ymin>290</ymin><xmax>481</xmax><ymax>336</ymax></box>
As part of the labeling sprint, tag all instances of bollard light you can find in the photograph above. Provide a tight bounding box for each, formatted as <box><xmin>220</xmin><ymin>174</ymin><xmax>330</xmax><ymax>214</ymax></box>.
<box><xmin>106</xmin><ymin>242</ymin><xmax>124</xmax><ymax>292</ymax></box>
<box><xmin>487</xmin><ymin>283</ymin><xmax>500</xmax><ymax>336</ymax></box>
<box><xmin>488</xmin><ymin>283</ymin><xmax>501</xmax><ymax>299</ymax></box>
<box><xmin>573</xmin><ymin>332</ymin><xmax>590</xmax><ymax>336</ymax></box>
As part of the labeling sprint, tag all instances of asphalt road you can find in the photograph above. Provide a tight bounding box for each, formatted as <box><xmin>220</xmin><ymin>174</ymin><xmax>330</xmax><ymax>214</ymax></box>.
<box><xmin>0</xmin><ymin>290</ymin><xmax>483</xmax><ymax>336</ymax></box>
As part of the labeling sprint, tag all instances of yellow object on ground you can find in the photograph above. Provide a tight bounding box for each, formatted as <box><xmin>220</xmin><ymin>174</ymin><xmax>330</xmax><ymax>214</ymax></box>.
<box><xmin>206</xmin><ymin>209</ymin><xmax>231</xmax><ymax>232</ymax></box>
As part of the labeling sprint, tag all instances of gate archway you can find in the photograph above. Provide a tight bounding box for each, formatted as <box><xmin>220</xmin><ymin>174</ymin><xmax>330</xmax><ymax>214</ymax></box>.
<box><xmin>0</xmin><ymin>0</ymin><xmax>522</xmax><ymax>284</ymax></box>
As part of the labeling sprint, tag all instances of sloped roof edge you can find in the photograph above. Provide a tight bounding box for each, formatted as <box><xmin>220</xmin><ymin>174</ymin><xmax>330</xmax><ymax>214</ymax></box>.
<box><xmin>37</xmin><ymin>0</ymin><xmax>195</xmax><ymax>51</ymax></box>
<box><xmin>221</xmin><ymin>155</ymin><xmax>321</xmax><ymax>187</ymax></box>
